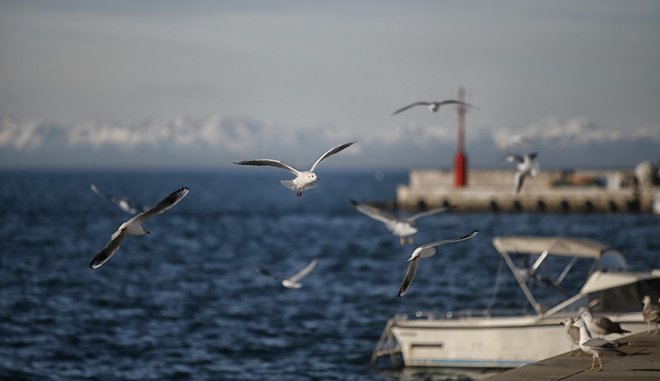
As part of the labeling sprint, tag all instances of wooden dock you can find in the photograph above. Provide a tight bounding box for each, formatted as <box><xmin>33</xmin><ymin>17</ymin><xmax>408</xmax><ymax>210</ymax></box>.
<box><xmin>485</xmin><ymin>332</ymin><xmax>660</xmax><ymax>381</ymax></box>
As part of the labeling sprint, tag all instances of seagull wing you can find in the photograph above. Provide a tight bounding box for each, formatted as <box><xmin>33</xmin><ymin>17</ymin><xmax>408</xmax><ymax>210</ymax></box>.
<box><xmin>398</xmin><ymin>257</ymin><xmax>420</xmax><ymax>297</ymax></box>
<box><xmin>435</xmin><ymin>99</ymin><xmax>475</xmax><ymax>108</ymax></box>
<box><xmin>350</xmin><ymin>200</ymin><xmax>397</xmax><ymax>224</ymax></box>
<box><xmin>582</xmin><ymin>337</ymin><xmax>622</xmax><ymax>350</ymax></box>
<box><xmin>416</xmin><ymin>230</ymin><xmax>480</xmax><ymax>257</ymax></box>
<box><xmin>90</xmin><ymin>184</ymin><xmax>143</xmax><ymax>214</ymax></box>
<box><xmin>90</xmin><ymin>226</ymin><xmax>128</xmax><ymax>269</ymax></box>
<box><xmin>506</xmin><ymin>154</ymin><xmax>524</xmax><ymax>163</ymax></box>
<box><xmin>527</xmin><ymin>152</ymin><xmax>538</xmax><ymax>160</ymax></box>
<box><xmin>405</xmin><ymin>205</ymin><xmax>453</xmax><ymax>222</ymax></box>
<box><xmin>391</xmin><ymin>101</ymin><xmax>432</xmax><ymax>115</ymax></box>
<box><xmin>90</xmin><ymin>183</ymin><xmax>114</xmax><ymax>201</ymax></box>
<box><xmin>309</xmin><ymin>141</ymin><xmax>356</xmax><ymax>172</ymax></box>
<box><xmin>132</xmin><ymin>186</ymin><xmax>190</xmax><ymax>224</ymax></box>
<box><xmin>595</xmin><ymin>317</ymin><xmax>630</xmax><ymax>333</ymax></box>
<box><xmin>285</xmin><ymin>260</ymin><xmax>317</xmax><ymax>284</ymax></box>
<box><xmin>514</xmin><ymin>171</ymin><xmax>527</xmax><ymax>194</ymax></box>
<box><xmin>255</xmin><ymin>267</ymin><xmax>282</xmax><ymax>282</ymax></box>
<box><xmin>233</xmin><ymin>159</ymin><xmax>301</xmax><ymax>176</ymax></box>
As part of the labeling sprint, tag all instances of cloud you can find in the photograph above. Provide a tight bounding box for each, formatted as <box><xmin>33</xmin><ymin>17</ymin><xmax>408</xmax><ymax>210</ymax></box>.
<box><xmin>1</xmin><ymin>115</ymin><xmax>658</xmax><ymax>168</ymax></box>
<box><xmin>492</xmin><ymin>117</ymin><xmax>660</xmax><ymax>150</ymax></box>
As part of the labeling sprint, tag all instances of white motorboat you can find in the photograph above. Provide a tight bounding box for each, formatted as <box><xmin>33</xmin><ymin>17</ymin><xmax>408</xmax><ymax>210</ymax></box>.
<box><xmin>371</xmin><ymin>236</ymin><xmax>660</xmax><ymax>368</ymax></box>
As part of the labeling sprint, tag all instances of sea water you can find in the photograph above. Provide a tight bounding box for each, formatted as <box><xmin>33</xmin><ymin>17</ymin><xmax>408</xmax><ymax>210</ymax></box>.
<box><xmin>1</xmin><ymin>169</ymin><xmax>658</xmax><ymax>380</ymax></box>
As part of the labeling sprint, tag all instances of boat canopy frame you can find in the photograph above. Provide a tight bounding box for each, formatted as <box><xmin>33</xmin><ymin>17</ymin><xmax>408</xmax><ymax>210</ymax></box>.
<box><xmin>492</xmin><ymin>236</ymin><xmax>612</xmax><ymax>315</ymax></box>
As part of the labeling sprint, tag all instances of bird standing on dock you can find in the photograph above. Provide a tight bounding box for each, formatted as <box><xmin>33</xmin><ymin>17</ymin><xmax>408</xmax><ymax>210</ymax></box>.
<box><xmin>398</xmin><ymin>230</ymin><xmax>479</xmax><ymax>297</ymax></box>
<box><xmin>391</xmin><ymin>99</ymin><xmax>475</xmax><ymax>115</ymax></box>
<box><xmin>350</xmin><ymin>200</ymin><xmax>452</xmax><ymax>245</ymax></box>
<box><xmin>233</xmin><ymin>141</ymin><xmax>356</xmax><ymax>197</ymax></box>
<box><xmin>506</xmin><ymin>152</ymin><xmax>539</xmax><ymax>194</ymax></box>
<box><xmin>90</xmin><ymin>184</ymin><xmax>149</xmax><ymax>214</ymax></box>
<box><xmin>642</xmin><ymin>295</ymin><xmax>660</xmax><ymax>335</ymax></box>
<box><xmin>579</xmin><ymin>309</ymin><xmax>630</xmax><ymax>337</ymax></box>
<box><xmin>573</xmin><ymin>319</ymin><xmax>626</xmax><ymax>372</ymax></box>
<box><xmin>255</xmin><ymin>260</ymin><xmax>317</xmax><ymax>289</ymax></box>
<box><xmin>560</xmin><ymin>317</ymin><xmax>581</xmax><ymax>354</ymax></box>
<box><xmin>89</xmin><ymin>187</ymin><xmax>190</xmax><ymax>269</ymax></box>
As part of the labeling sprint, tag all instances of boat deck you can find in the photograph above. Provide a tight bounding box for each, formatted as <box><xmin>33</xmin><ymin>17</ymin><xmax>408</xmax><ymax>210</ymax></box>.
<box><xmin>485</xmin><ymin>331</ymin><xmax>660</xmax><ymax>381</ymax></box>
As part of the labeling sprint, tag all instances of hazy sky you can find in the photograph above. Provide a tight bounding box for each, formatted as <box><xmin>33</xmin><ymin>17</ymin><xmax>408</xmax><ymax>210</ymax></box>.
<box><xmin>1</xmin><ymin>0</ymin><xmax>659</xmax><ymax>169</ymax></box>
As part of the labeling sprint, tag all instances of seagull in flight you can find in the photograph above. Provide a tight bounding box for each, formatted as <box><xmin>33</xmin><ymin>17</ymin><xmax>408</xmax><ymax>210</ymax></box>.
<box><xmin>573</xmin><ymin>319</ymin><xmax>627</xmax><ymax>372</ymax></box>
<box><xmin>234</xmin><ymin>141</ymin><xmax>356</xmax><ymax>197</ymax></box>
<box><xmin>90</xmin><ymin>184</ymin><xmax>149</xmax><ymax>214</ymax></box>
<box><xmin>506</xmin><ymin>152</ymin><xmax>539</xmax><ymax>194</ymax></box>
<box><xmin>391</xmin><ymin>99</ymin><xmax>476</xmax><ymax>115</ymax></box>
<box><xmin>89</xmin><ymin>187</ymin><xmax>190</xmax><ymax>269</ymax></box>
<box><xmin>350</xmin><ymin>200</ymin><xmax>453</xmax><ymax>245</ymax></box>
<box><xmin>398</xmin><ymin>230</ymin><xmax>479</xmax><ymax>297</ymax></box>
<box><xmin>255</xmin><ymin>260</ymin><xmax>317</xmax><ymax>289</ymax></box>
<box><xmin>514</xmin><ymin>252</ymin><xmax>565</xmax><ymax>295</ymax></box>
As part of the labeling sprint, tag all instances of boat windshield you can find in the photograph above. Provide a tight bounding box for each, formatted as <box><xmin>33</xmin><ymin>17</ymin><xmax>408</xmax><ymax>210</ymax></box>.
<box><xmin>597</xmin><ymin>249</ymin><xmax>628</xmax><ymax>272</ymax></box>
<box><xmin>546</xmin><ymin>276</ymin><xmax>660</xmax><ymax>316</ymax></box>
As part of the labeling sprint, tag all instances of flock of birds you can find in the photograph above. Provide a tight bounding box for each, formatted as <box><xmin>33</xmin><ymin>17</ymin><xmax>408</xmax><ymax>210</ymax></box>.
<box><xmin>86</xmin><ymin>97</ymin><xmax>657</xmax><ymax>372</ymax></box>
<box><xmin>556</xmin><ymin>300</ymin><xmax>660</xmax><ymax>371</ymax></box>
<box><xmin>89</xmin><ymin>98</ymin><xmax>479</xmax><ymax>298</ymax></box>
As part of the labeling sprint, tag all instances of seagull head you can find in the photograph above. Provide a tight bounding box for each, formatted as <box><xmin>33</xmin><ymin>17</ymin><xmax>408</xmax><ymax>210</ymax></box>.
<box><xmin>572</xmin><ymin>319</ymin><xmax>586</xmax><ymax>328</ymax></box>
<box><xmin>305</xmin><ymin>172</ymin><xmax>318</xmax><ymax>183</ymax></box>
<box><xmin>559</xmin><ymin>317</ymin><xmax>574</xmax><ymax>327</ymax></box>
<box><xmin>428</xmin><ymin>104</ymin><xmax>440</xmax><ymax>112</ymax></box>
<box><xmin>407</xmin><ymin>248</ymin><xmax>422</xmax><ymax>262</ymax></box>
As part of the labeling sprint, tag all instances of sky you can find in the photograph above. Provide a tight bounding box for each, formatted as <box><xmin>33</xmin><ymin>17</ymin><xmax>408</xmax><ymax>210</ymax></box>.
<box><xmin>1</xmin><ymin>0</ymin><xmax>659</xmax><ymax>169</ymax></box>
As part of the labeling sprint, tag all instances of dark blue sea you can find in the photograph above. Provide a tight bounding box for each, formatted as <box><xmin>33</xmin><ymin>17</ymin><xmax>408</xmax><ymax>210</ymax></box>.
<box><xmin>1</xmin><ymin>169</ymin><xmax>659</xmax><ymax>381</ymax></box>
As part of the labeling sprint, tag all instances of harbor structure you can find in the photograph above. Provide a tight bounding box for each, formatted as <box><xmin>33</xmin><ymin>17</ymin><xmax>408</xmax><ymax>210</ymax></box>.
<box><xmin>395</xmin><ymin>86</ymin><xmax>660</xmax><ymax>213</ymax></box>
<box><xmin>396</xmin><ymin>162</ymin><xmax>660</xmax><ymax>213</ymax></box>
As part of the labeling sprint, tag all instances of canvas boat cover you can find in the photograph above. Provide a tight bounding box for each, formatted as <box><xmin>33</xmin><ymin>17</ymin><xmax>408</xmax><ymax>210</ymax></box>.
<box><xmin>493</xmin><ymin>236</ymin><xmax>609</xmax><ymax>259</ymax></box>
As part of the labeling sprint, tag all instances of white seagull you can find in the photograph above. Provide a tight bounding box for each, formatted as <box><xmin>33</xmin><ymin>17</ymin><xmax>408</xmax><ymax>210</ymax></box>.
<box><xmin>398</xmin><ymin>230</ymin><xmax>479</xmax><ymax>297</ymax></box>
<box><xmin>579</xmin><ymin>309</ymin><xmax>630</xmax><ymax>337</ymax></box>
<box><xmin>573</xmin><ymin>319</ymin><xmax>627</xmax><ymax>372</ymax></box>
<box><xmin>90</xmin><ymin>184</ymin><xmax>149</xmax><ymax>214</ymax></box>
<box><xmin>255</xmin><ymin>260</ymin><xmax>317</xmax><ymax>289</ymax></box>
<box><xmin>233</xmin><ymin>141</ymin><xmax>356</xmax><ymax>197</ymax></box>
<box><xmin>89</xmin><ymin>187</ymin><xmax>190</xmax><ymax>269</ymax></box>
<box><xmin>350</xmin><ymin>200</ymin><xmax>452</xmax><ymax>245</ymax></box>
<box><xmin>506</xmin><ymin>152</ymin><xmax>539</xmax><ymax>194</ymax></box>
<box><xmin>391</xmin><ymin>99</ymin><xmax>476</xmax><ymax>115</ymax></box>
<box><xmin>642</xmin><ymin>295</ymin><xmax>660</xmax><ymax>335</ymax></box>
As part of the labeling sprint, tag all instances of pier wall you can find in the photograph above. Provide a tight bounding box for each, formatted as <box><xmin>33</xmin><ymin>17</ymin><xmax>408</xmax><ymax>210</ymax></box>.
<box><xmin>397</xmin><ymin>165</ymin><xmax>659</xmax><ymax>213</ymax></box>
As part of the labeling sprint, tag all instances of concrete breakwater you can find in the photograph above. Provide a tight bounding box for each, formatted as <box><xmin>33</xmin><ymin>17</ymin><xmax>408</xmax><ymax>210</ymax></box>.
<box><xmin>396</xmin><ymin>162</ymin><xmax>660</xmax><ymax>213</ymax></box>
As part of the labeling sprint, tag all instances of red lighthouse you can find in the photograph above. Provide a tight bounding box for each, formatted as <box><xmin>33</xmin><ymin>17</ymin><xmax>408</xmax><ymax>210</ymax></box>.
<box><xmin>454</xmin><ymin>87</ymin><xmax>468</xmax><ymax>187</ymax></box>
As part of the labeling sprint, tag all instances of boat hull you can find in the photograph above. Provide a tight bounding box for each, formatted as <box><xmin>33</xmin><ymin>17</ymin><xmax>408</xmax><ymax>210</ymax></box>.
<box><xmin>390</xmin><ymin>312</ymin><xmax>646</xmax><ymax>368</ymax></box>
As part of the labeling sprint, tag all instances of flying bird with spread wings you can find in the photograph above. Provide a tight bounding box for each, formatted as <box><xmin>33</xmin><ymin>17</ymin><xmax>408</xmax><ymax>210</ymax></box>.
<box><xmin>255</xmin><ymin>260</ymin><xmax>318</xmax><ymax>289</ymax></box>
<box><xmin>506</xmin><ymin>152</ymin><xmax>540</xmax><ymax>194</ymax></box>
<box><xmin>350</xmin><ymin>200</ymin><xmax>453</xmax><ymax>245</ymax></box>
<box><xmin>391</xmin><ymin>99</ymin><xmax>476</xmax><ymax>115</ymax></box>
<box><xmin>234</xmin><ymin>141</ymin><xmax>356</xmax><ymax>197</ymax></box>
<box><xmin>398</xmin><ymin>230</ymin><xmax>479</xmax><ymax>297</ymax></box>
<box><xmin>89</xmin><ymin>187</ymin><xmax>190</xmax><ymax>269</ymax></box>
